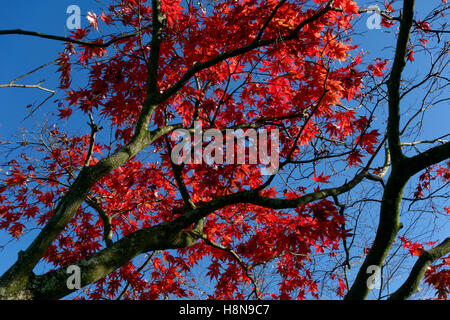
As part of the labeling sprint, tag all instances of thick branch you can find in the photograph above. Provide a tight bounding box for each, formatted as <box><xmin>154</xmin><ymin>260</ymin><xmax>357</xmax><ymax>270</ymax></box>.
<box><xmin>173</xmin><ymin>168</ymin><xmax>369</xmax><ymax>231</ymax></box>
<box><xmin>16</xmin><ymin>165</ymin><xmax>368</xmax><ymax>299</ymax></box>
<box><xmin>345</xmin><ymin>0</ymin><xmax>416</xmax><ymax>300</ymax></box>
<box><xmin>389</xmin><ymin>238</ymin><xmax>450</xmax><ymax>300</ymax></box>
<box><xmin>147</xmin><ymin>0</ymin><xmax>164</xmax><ymax>91</ymax></box>
<box><xmin>386</xmin><ymin>0</ymin><xmax>415</xmax><ymax>164</ymax></box>
<box><xmin>405</xmin><ymin>141</ymin><xmax>450</xmax><ymax>176</ymax></box>
<box><xmin>30</xmin><ymin>223</ymin><xmax>200</xmax><ymax>300</ymax></box>
<box><xmin>0</xmin><ymin>0</ymin><xmax>177</xmax><ymax>298</ymax></box>
<box><xmin>345</xmin><ymin>137</ymin><xmax>450</xmax><ymax>301</ymax></box>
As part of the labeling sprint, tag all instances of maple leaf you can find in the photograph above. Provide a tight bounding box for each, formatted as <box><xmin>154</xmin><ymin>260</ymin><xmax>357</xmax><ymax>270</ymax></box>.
<box><xmin>341</xmin><ymin>0</ymin><xmax>359</xmax><ymax>15</ymax></box>
<box><xmin>369</xmin><ymin>59</ymin><xmax>388</xmax><ymax>77</ymax></box>
<box><xmin>357</xmin><ymin>129</ymin><xmax>379</xmax><ymax>154</ymax></box>
<box><xmin>385</xmin><ymin>1</ymin><xmax>394</xmax><ymax>12</ymax></box>
<box><xmin>57</xmin><ymin>106</ymin><xmax>73</xmax><ymax>119</ymax></box>
<box><xmin>336</xmin><ymin>278</ymin><xmax>348</xmax><ymax>297</ymax></box>
<box><xmin>419</xmin><ymin>38</ymin><xmax>429</xmax><ymax>46</ymax></box>
<box><xmin>346</xmin><ymin>150</ymin><xmax>363</xmax><ymax>167</ymax></box>
<box><xmin>312</xmin><ymin>172</ymin><xmax>330</xmax><ymax>183</ymax></box>
<box><xmin>407</xmin><ymin>49</ymin><xmax>415</xmax><ymax>62</ymax></box>
<box><xmin>399</xmin><ymin>236</ymin><xmax>425</xmax><ymax>257</ymax></box>
<box><xmin>70</xmin><ymin>28</ymin><xmax>89</xmax><ymax>39</ymax></box>
<box><xmin>100</xmin><ymin>12</ymin><xmax>114</xmax><ymax>25</ymax></box>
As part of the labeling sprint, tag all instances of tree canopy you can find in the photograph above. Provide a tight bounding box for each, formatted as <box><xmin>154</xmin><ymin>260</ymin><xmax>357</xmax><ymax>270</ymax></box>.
<box><xmin>0</xmin><ymin>0</ymin><xmax>449</xmax><ymax>300</ymax></box>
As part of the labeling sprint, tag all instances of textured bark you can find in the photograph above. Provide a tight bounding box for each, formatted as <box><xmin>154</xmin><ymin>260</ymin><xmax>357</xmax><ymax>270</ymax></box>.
<box><xmin>30</xmin><ymin>225</ymin><xmax>201</xmax><ymax>300</ymax></box>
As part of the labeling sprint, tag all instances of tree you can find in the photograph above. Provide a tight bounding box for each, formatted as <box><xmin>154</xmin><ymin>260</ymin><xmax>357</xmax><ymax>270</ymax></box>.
<box><xmin>0</xmin><ymin>0</ymin><xmax>448</xmax><ymax>300</ymax></box>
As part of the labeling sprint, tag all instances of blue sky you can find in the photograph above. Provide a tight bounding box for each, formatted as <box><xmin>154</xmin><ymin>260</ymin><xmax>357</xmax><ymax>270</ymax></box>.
<box><xmin>0</xmin><ymin>0</ymin><xmax>100</xmax><ymax>277</ymax></box>
<box><xmin>0</xmin><ymin>0</ymin><xmax>448</xmax><ymax>299</ymax></box>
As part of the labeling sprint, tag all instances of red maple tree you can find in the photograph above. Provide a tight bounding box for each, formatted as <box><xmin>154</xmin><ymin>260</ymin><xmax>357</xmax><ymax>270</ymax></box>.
<box><xmin>0</xmin><ymin>0</ymin><xmax>449</xmax><ymax>300</ymax></box>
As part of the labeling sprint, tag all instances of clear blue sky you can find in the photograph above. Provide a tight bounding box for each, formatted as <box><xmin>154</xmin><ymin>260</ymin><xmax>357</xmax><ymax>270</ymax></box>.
<box><xmin>0</xmin><ymin>0</ymin><xmax>448</xmax><ymax>299</ymax></box>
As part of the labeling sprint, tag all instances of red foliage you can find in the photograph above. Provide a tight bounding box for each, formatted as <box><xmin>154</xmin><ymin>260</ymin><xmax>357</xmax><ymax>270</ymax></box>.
<box><xmin>425</xmin><ymin>256</ymin><xmax>450</xmax><ymax>300</ymax></box>
<box><xmin>399</xmin><ymin>237</ymin><xmax>449</xmax><ymax>299</ymax></box>
<box><xmin>0</xmin><ymin>0</ymin><xmax>446</xmax><ymax>300</ymax></box>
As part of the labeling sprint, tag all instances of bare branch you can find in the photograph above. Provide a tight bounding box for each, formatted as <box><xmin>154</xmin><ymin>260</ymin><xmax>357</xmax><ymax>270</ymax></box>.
<box><xmin>0</xmin><ymin>27</ymin><xmax>150</xmax><ymax>48</ymax></box>
<box><xmin>0</xmin><ymin>81</ymin><xmax>55</xmax><ymax>94</ymax></box>
<box><xmin>83</xmin><ymin>113</ymin><xmax>102</xmax><ymax>168</ymax></box>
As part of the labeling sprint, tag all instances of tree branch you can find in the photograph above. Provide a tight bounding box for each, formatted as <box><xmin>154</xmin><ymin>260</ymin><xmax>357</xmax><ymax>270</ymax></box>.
<box><xmin>173</xmin><ymin>168</ymin><xmax>369</xmax><ymax>232</ymax></box>
<box><xmin>116</xmin><ymin>251</ymin><xmax>156</xmax><ymax>300</ymax></box>
<box><xmin>147</xmin><ymin>0</ymin><xmax>164</xmax><ymax>91</ymax></box>
<box><xmin>83</xmin><ymin>113</ymin><xmax>102</xmax><ymax>168</ymax></box>
<box><xmin>0</xmin><ymin>28</ymin><xmax>150</xmax><ymax>48</ymax></box>
<box><xmin>405</xmin><ymin>141</ymin><xmax>450</xmax><ymax>176</ymax></box>
<box><xmin>0</xmin><ymin>81</ymin><xmax>55</xmax><ymax>94</ymax></box>
<box><xmin>345</xmin><ymin>0</ymin><xmax>416</xmax><ymax>300</ymax></box>
<box><xmin>15</xmin><ymin>162</ymin><xmax>369</xmax><ymax>299</ymax></box>
<box><xmin>388</xmin><ymin>237</ymin><xmax>450</xmax><ymax>300</ymax></box>
<box><xmin>0</xmin><ymin>123</ymin><xmax>181</xmax><ymax>298</ymax></box>
<box><xmin>254</xmin><ymin>0</ymin><xmax>288</xmax><ymax>43</ymax></box>
<box><xmin>85</xmin><ymin>197</ymin><xmax>114</xmax><ymax>248</ymax></box>
<box><xmin>386</xmin><ymin>0</ymin><xmax>415</xmax><ymax>164</ymax></box>
<box><xmin>29</xmin><ymin>223</ymin><xmax>200</xmax><ymax>300</ymax></box>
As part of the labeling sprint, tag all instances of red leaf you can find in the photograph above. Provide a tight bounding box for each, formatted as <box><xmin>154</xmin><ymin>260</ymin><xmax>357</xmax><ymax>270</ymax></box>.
<box><xmin>57</xmin><ymin>107</ymin><xmax>73</xmax><ymax>119</ymax></box>
<box><xmin>346</xmin><ymin>150</ymin><xmax>363</xmax><ymax>167</ymax></box>
<box><xmin>312</xmin><ymin>173</ymin><xmax>331</xmax><ymax>183</ymax></box>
